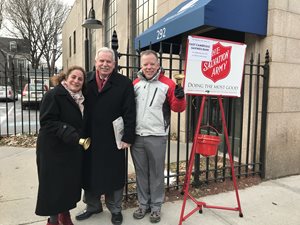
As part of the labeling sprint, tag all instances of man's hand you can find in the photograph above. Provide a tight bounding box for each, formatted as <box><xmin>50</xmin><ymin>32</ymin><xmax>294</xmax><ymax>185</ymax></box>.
<box><xmin>119</xmin><ymin>141</ymin><xmax>131</xmax><ymax>149</ymax></box>
<box><xmin>174</xmin><ymin>85</ymin><xmax>185</xmax><ymax>99</ymax></box>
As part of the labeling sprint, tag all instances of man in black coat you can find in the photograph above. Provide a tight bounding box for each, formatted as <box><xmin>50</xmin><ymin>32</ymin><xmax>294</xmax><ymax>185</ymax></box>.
<box><xmin>76</xmin><ymin>47</ymin><xmax>136</xmax><ymax>225</ymax></box>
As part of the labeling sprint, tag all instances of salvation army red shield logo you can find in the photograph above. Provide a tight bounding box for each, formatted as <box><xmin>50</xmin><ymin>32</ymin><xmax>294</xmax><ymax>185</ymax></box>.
<box><xmin>201</xmin><ymin>42</ymin><xmax>232</xmax><ymax>83</ymax></box>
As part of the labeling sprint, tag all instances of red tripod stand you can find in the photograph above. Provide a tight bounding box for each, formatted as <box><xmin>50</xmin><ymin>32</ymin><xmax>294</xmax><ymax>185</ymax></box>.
<box><xmin>178</xmin><ymin>95</ymin><xmax>243</xmax><ymax>225</ymax></box>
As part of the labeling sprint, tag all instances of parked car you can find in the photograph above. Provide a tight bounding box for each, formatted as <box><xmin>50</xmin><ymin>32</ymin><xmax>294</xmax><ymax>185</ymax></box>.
<box><xmin>0</xmin><ymin>85</ymin><xmax>18</xmax><ymax>102</ymax></box>
<box><xmin>22</xmin><ymin>83</ymin><xmax>48</xmax><ymax>109</ymax></box>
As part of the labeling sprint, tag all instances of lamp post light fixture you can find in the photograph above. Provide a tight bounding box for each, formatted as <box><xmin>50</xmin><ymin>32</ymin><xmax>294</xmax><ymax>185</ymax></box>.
<box><xmin>82</xmin><ymin>0</ymin><xmax>103</xmax><ymax>29</ymax></box>
<box><xmin>82</xmin><ymin>0</ymin><xmax>102</xmax><ymax>72</ymax></box>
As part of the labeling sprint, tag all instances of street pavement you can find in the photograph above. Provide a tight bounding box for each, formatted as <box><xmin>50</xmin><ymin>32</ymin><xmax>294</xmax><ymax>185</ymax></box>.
<box><xmin>0</xmin><ymin>146</ymin><xmax>299</xmax><ymax>225</ymax></box>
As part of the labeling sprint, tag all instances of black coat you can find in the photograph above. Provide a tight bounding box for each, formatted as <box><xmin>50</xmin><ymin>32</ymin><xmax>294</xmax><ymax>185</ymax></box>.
<box><xmin>83</xmin><ymin>71</ymin><xmax>136</xmax><ymax>195</ymax></box>
<box><xmin>35</xmin><ymin>84</ymin><xmax>84</xmax><ymax>216</ymax></box>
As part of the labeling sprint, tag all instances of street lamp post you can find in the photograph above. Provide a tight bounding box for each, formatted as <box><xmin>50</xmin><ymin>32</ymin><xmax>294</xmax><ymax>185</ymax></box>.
<box><xmin>82</xmin><ymin>0</ymin><xmax>102</xmax><ymax>72</ymax></box>
<box><xmin>84</xmin><ymin>30</ymin><xmax>89</xmax><ymax>72</ymax></box>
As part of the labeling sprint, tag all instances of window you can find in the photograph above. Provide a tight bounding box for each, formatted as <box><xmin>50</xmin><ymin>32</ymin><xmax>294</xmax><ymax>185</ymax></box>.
<box><xmin>17</xmin><ymin>59</ymin><xmax>26</xmax><ymax>68</ymax></box>
<box><xmin>9</xmin><ymin>41</ymin><xmax>17</xmax><ymax>51</ymax></box>
<box><xmin>135</xmin><ymin>0</ymin><xmax>157</xmax><ymax>36</ymax></box>
<box><xmin>105</xmin><ymin>0</ymin><xmax>117</xmax><ymax>47</ymax></box>
<box><xmin>73</xmin><ymin>31</ymin><xmax>76</xmax><ymax>54</ymax></box>
<box><xmin>69</xmin><ymin>36</ymin><xmax>72</xmax><ymax>57</ymax></box>
<box><xmin>11</xmin><ymin>58</ymin><xmax>26</xmax><ymax>68</ymax></box>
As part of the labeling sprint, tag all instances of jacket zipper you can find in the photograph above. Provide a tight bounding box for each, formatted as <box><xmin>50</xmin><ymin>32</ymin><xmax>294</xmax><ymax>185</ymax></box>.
<box><xmin>149</xmin><ymin>88</ymin><xmax>158</xmax><ymax>107</ymax></box>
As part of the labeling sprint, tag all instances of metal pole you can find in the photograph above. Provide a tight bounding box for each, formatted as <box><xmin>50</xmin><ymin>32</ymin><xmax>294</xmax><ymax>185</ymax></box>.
<box><xmin>260</xmin><ymin>50</ymin><xmax>270</xmax><ymax>179</ymax></box>
<box><xmin>84</xmin><ymin>34</ymin><xmax>89</xmax><ymax>72</ymax></box>
<box><xmin>84</xmin><ymin>0</ymin><xmax>89</xmax><ymax>72</ymax></box>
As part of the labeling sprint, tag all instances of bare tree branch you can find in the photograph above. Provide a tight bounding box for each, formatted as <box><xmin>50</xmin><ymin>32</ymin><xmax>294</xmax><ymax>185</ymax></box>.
<box><xmin>3</xmin><ymin>0</ymin><xmax>69</xmax><ymax>71</ymax></box>
<box><xmin>0</xmin><ymin>0</ymin><xmax>4</xmax><ymax>29</ymax></box>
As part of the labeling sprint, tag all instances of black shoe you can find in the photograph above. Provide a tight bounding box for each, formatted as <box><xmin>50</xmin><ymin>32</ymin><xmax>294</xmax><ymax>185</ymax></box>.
<box><xmin>75</xmin><ymin>209</ymin><xmax>103</xmax><ymax>221</ymax></box>
<box><xmin>111</xmin><ymin>212</ymin><xmax>123</xmax><ymax>225</ymax></box>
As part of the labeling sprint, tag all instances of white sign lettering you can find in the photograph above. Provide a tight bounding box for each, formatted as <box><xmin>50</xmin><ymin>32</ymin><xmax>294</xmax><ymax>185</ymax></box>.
<box><xmin>156</xmin><ymin>28</ymin><xmax>166</xmax><ymax>40</ymax></box>
<box><xmin>188</xmin><ymin>36</ymin><xmax>213</xmax><ymax>61</ymax></box>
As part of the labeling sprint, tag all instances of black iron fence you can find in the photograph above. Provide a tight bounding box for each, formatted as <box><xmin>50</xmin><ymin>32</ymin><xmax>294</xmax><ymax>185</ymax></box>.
<box><xmin>113</xmin><ymin>40</ymin><xmax>269</xmax><ymax>196</ymax></box>
<box><xmin>0</xmin><ymin>64</ymin><xmax>51</xmax><ymax>135</ymax></box>
<box><xmin>0</xmin><ymin>42</ymin><xmax>269</xmax><ymax>197</ymax></box>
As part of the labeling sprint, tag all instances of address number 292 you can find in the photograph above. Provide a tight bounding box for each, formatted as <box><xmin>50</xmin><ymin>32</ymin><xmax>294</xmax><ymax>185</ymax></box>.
<box><xmin>156</xmin><ymin>28</ymin><xmax>166</xmax><ymax>40</ymax></box>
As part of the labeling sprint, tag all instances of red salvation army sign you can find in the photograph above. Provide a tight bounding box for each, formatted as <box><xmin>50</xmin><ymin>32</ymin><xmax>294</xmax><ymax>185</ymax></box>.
<box><xmin>183</xmin><ymin>36</ymin><xmax>246</xmax><ymax>97</ymax></box>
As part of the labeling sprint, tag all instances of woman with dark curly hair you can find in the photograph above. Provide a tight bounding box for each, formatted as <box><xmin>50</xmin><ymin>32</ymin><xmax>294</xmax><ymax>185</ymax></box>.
<box><xmin>35</xmin><ymin>66</ymin><xmax>86</xmax><ymax>225</ymax></box>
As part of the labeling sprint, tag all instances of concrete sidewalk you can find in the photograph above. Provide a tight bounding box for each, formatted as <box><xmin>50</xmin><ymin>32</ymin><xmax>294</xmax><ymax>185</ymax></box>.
<box><xmin>0</xmin><ymin>146</ymin><xmax>299</xmax><ymax>225</ymax></box>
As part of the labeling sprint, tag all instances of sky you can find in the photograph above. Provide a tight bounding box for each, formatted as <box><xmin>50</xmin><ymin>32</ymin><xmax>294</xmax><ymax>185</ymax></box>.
<box><xmin>62</xmin><ymin>0</ymin><xmax>75</xmax><ymax>6</ymax></box>
<box><xmin>56</xmin><ymin>0</ymin><xmax>75</xmax><ymax>68</ymax></box>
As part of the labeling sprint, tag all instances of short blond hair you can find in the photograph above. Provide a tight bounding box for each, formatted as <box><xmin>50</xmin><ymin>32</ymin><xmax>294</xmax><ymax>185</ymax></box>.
<box><xmin>140</xmin><ymin>49</ymin><xmax>158</xmax><ymax>61</ymax></box>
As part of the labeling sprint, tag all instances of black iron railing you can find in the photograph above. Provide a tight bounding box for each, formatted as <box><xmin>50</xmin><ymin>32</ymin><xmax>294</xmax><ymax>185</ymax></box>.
<box><xmin>0</xmin><ymin>39</ymin><xmax>269</xmax><ymax>198</ymax></box>
<box><xmin>112</xmin><ymin>37</ymin><xmax>269</xmax><ymax>197</ymax></box>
